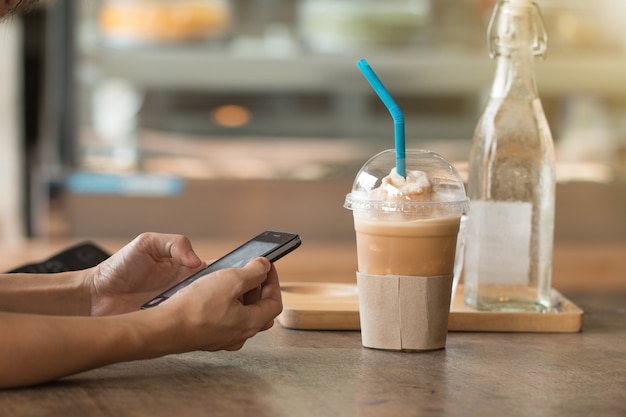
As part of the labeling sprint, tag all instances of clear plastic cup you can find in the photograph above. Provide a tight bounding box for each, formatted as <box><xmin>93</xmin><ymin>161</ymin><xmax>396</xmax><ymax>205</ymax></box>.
<box><xmin>344</xmin><ymin>149</ymin><xmax>468</xmax><ymax>351</ymax></box>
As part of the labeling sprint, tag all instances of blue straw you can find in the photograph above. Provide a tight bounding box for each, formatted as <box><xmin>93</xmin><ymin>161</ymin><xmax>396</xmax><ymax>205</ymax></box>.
<box><xmin>356</xmin><ymin>58</ymin><xmax>406</xmax><ymax>177</ymax></box>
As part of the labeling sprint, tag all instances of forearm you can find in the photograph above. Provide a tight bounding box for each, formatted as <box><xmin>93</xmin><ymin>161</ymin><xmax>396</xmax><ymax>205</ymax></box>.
<box><xmin>0</xmin><ymin>309</ymin><xmax>170</xmax><ymax>389</ymax></box>
<box><xmin>0</xmin><ymin>271</ymin><xmax>91</xmax><ymax>316</ymax></box>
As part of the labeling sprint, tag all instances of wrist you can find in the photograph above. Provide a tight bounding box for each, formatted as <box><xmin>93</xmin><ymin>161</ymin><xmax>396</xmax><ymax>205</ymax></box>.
<box><xmin>0</xmin><ymin>270</ymin><xmax>92</xmax><ymax>316</ymax></box>
<box><xmin>125</xmin><ymin>307</ymin><xmax>181</xmax><ymax>358</ymax></box>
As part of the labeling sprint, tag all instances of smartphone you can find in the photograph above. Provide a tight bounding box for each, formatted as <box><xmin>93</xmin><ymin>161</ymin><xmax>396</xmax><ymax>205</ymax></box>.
<box><xmin>141</xmin><ymin>231</ymin><xmax>301</xmax><ymax>309</ymax></box>
<box><xmin>7</xmin><ymin>242</ymin><xmax>110</xmax><ymax>274</ymax></box>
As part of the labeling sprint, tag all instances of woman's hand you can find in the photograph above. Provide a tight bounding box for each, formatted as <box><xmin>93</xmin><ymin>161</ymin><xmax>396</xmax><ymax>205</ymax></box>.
<box><xmin>152</xmin><ymin>257</ymin><xmax>283</xmax><ymax>353</ymax></box>
<box><xmin>87</xmin><ymin>233</ymin><xmax>206</xmax><ymax>316</ymax></box>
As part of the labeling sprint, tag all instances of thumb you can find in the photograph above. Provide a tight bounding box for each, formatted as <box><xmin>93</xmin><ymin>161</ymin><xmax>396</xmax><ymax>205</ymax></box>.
<box><xmin>135</xmin><ymin>233</ymin><xmax>203</xmax><ymax>268</ymax></box>
<box><xmin>233</xmin><ymin>258</ymin><xmax>272</xmax><ymax>296</ymax></box>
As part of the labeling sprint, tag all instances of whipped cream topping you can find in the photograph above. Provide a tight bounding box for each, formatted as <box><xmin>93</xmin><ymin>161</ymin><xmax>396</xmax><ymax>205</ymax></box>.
<box><xmin>369</xmin><ymin>168</ymin><xmax>432</xmax><ymax>202</ymax></box>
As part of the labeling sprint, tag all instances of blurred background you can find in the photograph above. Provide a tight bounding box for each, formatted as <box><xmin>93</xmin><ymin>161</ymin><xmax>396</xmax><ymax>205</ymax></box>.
<box><xmin>1</xmin><ymin>0</ymin><xmax>625</xmax><ymax>244</ymax></box>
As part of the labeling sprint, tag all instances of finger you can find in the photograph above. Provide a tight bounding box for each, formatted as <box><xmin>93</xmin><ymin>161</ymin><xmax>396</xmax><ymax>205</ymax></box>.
<box><xmin>168</xmin><ymin>236</ymin><xmax>204</xmax><ymax>268</ymax></box>
<box><xmin>260</xmin><ymin>264</ymin><xmax>282</xmax><ymax>307</ymax></box>
<box><xmin>231</xmin><ymin>258</ymin><xmax>272</xmax><ymax>297</ymax></box>
<box><xmin>223</xmin><ymin>341</ymin><xmax>247</xmax><ymax>352</ymax></box>
<box><xmin>243</xmin><ymin>264</ymin><xmax>283</xmax><ymax>328</ymax></box>
<box><xmin>135</xmin><ymin>233</ymin><xmax>203</xmax><ymax>268</ymax></box>
<box><xmin>260</xmin><ymin>319</ymin><xmax>275</xmax><ymax>332</ymax></box>
<box><xmin>244</xmin><ymin>298</ymin><xmax>282</xmax><ymax>333</ymax></box>
<box><xmin>242</xmin><ymin>286</ymin><xmax>262</xmax><ymax>305</ymax></box>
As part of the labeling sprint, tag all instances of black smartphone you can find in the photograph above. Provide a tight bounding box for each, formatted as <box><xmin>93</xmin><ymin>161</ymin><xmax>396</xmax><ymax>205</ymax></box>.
<box><xmin>7</xmin><ymin>242</ymin><xmax>111</xmax><ymax>274</ymax></box>
<box><xmin>141</xmin><ymin>231</ymin><xmax>301</xmax><ymax>309</ymax></box>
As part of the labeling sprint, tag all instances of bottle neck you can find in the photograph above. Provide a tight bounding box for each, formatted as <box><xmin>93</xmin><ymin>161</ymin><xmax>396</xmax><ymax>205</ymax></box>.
<box><xmin>491</xmin><ymin>48</ymin><xmax>537</xmax><ymax>99</ymax></box>
<box><xmin>487</xmin><ymin>1</ymin><xmax>547</xmax><ymax>99</ymax></box>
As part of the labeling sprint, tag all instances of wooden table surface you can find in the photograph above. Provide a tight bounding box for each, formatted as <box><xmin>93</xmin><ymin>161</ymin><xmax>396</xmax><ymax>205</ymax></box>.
<box><xmin>0</xmin><ymin>239</ymin><xmax>625</xmax><ymax>416</ymax></box>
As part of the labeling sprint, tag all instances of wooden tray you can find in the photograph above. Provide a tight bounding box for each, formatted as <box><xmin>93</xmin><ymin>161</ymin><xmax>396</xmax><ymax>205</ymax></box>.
<box><xmin>277</xmin><ymin>282</ymin><xmax>583</xmax><ymax>333</ymax></box>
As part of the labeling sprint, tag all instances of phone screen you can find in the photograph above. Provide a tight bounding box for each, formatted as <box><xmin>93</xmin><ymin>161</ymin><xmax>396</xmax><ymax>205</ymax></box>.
<box><xmin>141</xmin><ymin>231</ymin><xmax>300</xmax><ymax>309</ymax></box>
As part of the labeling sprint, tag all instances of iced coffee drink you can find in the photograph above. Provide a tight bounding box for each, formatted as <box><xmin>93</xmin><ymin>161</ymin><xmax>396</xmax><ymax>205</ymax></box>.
<box><xmin>344</xmin><ymin>149</ymin><xmax>468</xmax><ymax>351</ymax></box>
<box><xmin>354</xmin><ymin>215</ymin><xmax>461</xmax><ymax>276</ymax></box>
<box><xmin>353</xmin><ymin>167</ymin><xmax>461</xmax><ymax>276</ymax></box>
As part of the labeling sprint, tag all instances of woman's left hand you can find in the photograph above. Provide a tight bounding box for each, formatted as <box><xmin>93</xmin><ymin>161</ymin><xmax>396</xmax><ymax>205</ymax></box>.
<box><xmin>87</xmin><ymin>233</ymin><xmax>206</xmax><ymax>316</ymax></box>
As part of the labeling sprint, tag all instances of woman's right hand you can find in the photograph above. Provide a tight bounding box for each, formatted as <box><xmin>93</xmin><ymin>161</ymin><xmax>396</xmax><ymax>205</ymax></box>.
<box><xmin>153</xmin><ymin>257</ymin><xmax>283</xmax><ymax>353</ymax></box>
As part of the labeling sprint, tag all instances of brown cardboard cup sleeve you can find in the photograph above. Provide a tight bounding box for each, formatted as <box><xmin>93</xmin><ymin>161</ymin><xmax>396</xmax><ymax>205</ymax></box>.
<box><xmin>356</xmin><ymin>272</ymin><xmax>453</xmax><ymax>351</ymax></box>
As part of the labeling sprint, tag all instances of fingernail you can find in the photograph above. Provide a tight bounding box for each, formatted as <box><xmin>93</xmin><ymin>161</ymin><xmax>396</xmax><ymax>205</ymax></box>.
<box><xmin>261</xmin><ymin>257</ymin><xmax>271</xmax><ymax>272</ymax></box>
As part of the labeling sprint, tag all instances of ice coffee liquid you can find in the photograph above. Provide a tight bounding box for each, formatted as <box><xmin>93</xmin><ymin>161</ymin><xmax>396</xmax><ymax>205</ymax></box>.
<box><xmin>354</xmin><ymin>215</ymin><xmax>461</xmax><ymax>276</ymax></box>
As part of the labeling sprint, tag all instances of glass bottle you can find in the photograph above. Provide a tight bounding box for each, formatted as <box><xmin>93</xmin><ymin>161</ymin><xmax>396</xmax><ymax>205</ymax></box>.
<box><xmin>463</xmin><ymin>0</ymin><xmax>555</xmax><ymax>312</ymax></box>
